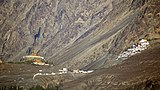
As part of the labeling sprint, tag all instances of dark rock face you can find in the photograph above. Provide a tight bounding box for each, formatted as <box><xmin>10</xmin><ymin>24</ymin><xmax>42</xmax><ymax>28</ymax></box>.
<box><xmin>0</xmin><ymin>0</ymin><xmax>160</xmax><ymax>69</ymax></box>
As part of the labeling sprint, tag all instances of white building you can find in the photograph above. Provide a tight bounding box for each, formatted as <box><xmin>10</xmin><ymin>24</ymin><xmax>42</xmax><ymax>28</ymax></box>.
<box><xmin>116</xmin><ymin>39</ymin><xmax>150</xmax><ymax>60</ymax></box>
<box><xmin>59</xmin><ymin>68</ymin><xmax>68</xmax><ymax>74</ymax></box>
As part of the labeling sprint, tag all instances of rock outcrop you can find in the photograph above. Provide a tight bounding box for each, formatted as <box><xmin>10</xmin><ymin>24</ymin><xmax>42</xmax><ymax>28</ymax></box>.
<box><xmin>0</xmin><ymin>0</ymin><xmax>160</xmax><ymax>69</ymax></box>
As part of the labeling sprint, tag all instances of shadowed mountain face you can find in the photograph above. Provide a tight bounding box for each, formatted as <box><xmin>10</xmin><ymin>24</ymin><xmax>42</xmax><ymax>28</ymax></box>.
<box><xmin>0</xmin><ymin>0</ymin><xmax>160</xmax><ymax>69</ymax></box>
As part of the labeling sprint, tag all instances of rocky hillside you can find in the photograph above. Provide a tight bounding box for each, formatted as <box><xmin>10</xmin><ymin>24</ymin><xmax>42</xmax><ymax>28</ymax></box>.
<box><xmin>63</xmin><ymin>46</ymin><xmax>160</xmax><ymax>90</ymax></box>
<box><xmin>0</xmin><ymin>0</ymin><xmax>160</xmax><ymax>69</ymax></box>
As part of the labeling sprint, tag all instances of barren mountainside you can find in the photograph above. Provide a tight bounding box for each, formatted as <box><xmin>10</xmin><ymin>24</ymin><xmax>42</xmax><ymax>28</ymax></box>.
<box><xmin>63</xmin><ymin>46</ymin><xmax>160</xmax><ymax>90</ymax></box>
<box><xmin>0</xmin><ymin>0</ymin><xmax>160</xmax><ymax>70</ymax></box>
<box><xmin>0</xmin><ymin>0</ymin><xmax>160</xmax><ymax>89</ymax></box>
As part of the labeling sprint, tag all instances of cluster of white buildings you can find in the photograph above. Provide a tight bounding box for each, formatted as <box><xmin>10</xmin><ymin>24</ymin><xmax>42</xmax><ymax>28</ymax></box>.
<box><xmin>33</xmin><ymin>68</ymin><xmax>94</xmax><ymax>80</ymax></box>
<box><xmin>59</xmin><ymin>68</ymin><xmax>94</xmax><ymax>74</ymax></box>
<box><xmin>117</xmin><ymin>39</ymin><xmax>150</xmax><ymax>60</ymax></box>
<box><xmin>72</xmin><ymin>69</ymin><xmax>94</xmax><ymax>74</ymax></box>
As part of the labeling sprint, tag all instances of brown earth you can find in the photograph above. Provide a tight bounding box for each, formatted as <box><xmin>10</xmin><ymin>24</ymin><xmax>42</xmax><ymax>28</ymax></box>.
<box><xmin>0</xmin><ymin>0</ymin><xmax>159</xmax><ymax>70</ymax></box>
<box><xmin>0</xmin><ymin>0</ymin><xmax>160</xmax><ymax>89</ymax></box>
<box><xmin>0</xmin><ymin>63</ymin><xmax>85</xmax><ymax>89</ymax></box>
<box><xmin>1</xmin><ymin>46</ymin><xmax>160</xmax><ymax>90</ymax></box>
<box><xmin>63</xmin><ymin>46</ymin><xmax>160</xmax><ymax>90</ymax></box>
<box><xmin>0</xmin><ymin>63</ymin><xmax>49</xmax><ymax>88</ymax></box>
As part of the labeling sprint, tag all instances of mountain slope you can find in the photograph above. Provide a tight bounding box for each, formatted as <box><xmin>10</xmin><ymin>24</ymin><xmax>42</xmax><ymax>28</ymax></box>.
<box><xmin>0</xmin><ymin>0</ymin><xmax>160</xmax><ymax>70</ymax></box>
<box><xmin>63</xmin><ymin>46</ymin><xmax>160</xmax><ymax>90</ymax></box>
